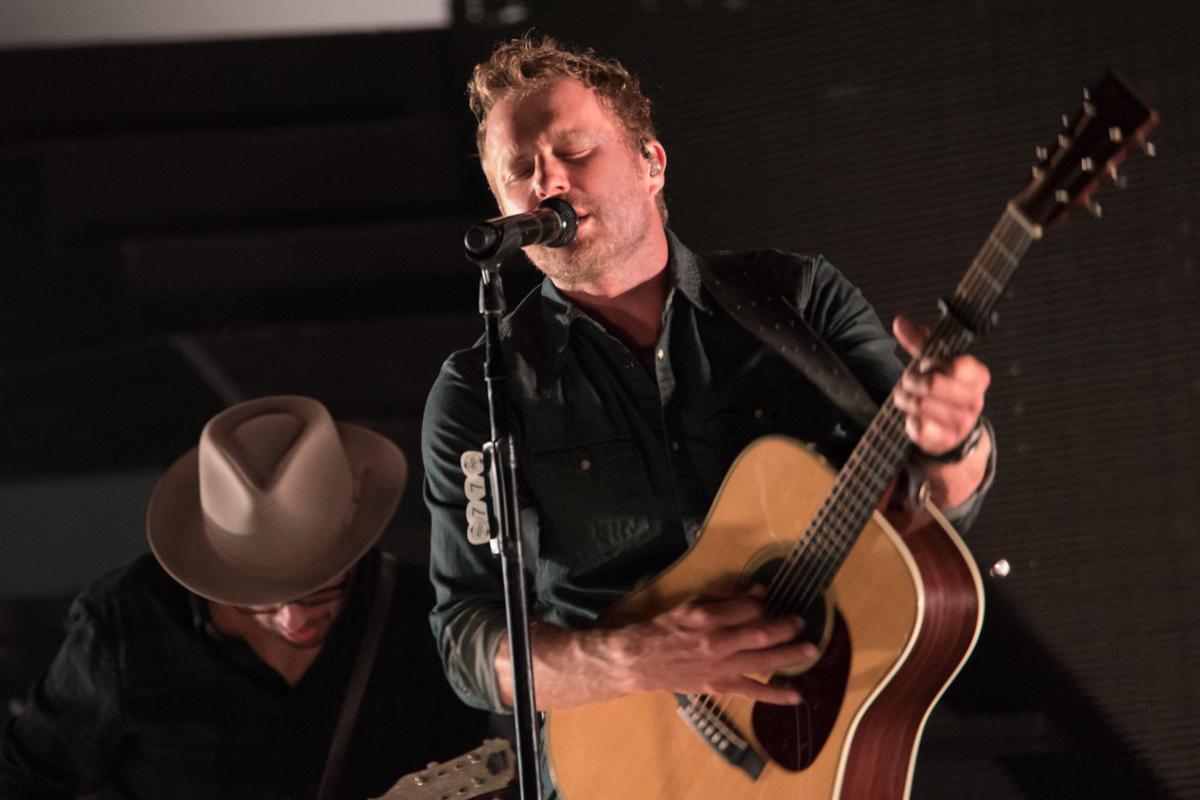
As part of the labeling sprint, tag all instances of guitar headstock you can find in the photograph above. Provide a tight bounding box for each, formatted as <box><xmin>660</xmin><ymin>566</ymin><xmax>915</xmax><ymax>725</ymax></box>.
<box><xmin>372</xmin><ymin>738</ymin><xmax>515</xmax><ymax>800</ymax></box>
<box><xmin>1014</xmin><ymin>71</ymin><xmax>1159</xmax><ymax>229</ymax></box>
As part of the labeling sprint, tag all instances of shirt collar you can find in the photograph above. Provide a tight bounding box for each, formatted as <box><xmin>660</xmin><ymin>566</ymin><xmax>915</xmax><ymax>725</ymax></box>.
<box><xmin>535</xmin><ymin>227</ymin><xmax>713</xmax><ymax>353</ymax></box>
<box><xmin>665</xmin><ymin>227</ymin><xmax>713</xmax><ymax>314</ymax></box>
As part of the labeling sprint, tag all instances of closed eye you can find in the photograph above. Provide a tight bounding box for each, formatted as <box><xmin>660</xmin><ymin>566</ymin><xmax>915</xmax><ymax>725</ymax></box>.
<box><xmin>505</xmin><ymin>166</ymin><xmax>534</xmax><ymax>183</ymax></box>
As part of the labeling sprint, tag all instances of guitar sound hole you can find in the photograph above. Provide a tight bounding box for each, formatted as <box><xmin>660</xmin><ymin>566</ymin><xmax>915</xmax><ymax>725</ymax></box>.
<box><xmin>746</xmin><ymin>558</ymin><xmax>852</xmax><ymax>772</ymax></box>
<box><xmin>747</xmin><ymin>558</ymin><xmax>829</xmax><ymax>654</ymax></box>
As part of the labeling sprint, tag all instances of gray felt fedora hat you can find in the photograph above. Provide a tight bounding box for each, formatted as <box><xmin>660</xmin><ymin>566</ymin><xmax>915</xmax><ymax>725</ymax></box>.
<box><xmin>146</xmin><ymin>395</ymin><xmax>407</xmax><ymax>606</ymax></box>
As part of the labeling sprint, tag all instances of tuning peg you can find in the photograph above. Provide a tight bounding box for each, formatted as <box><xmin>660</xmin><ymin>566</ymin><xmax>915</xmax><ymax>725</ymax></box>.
<box><xmin>1035</xmin><ymin>145</ymin><xmax>1049</xmax><ymax>161</ymax></box>
<box><xmin>1062</xmin><ymin>113</ymin><xmax>1071</xmax><ymax>128</ymax></box>
<box><xmin>1080</xmin><ymin>157</ymin><xmax>1096</xmax><ymax>173</ymax></box>
<box><xmin>1143</xmin><ymin>140</ymin><xmax>1157</xmax><ymax>157</ymax></box>
<box><xmin>1108</xmin><ymin>164</ymin><xmax>1129</xmax><ymax>189</ymax></box>
<box><xmin>1086</xmin><ymin>199</ymin><xmax>1102</xmax><ymax>218</ymax></box>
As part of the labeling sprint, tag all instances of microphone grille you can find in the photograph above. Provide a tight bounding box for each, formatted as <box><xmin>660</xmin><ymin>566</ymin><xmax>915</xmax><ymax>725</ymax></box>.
<box><xmin>538</xmin><ymin>197</ymin><xmax>578</xmax><ymax>247</ymax></box>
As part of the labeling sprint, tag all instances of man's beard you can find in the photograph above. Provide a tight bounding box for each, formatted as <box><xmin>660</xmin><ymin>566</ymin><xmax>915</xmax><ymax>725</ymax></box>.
<box><xmin>525</xmin><ymin>201</ymin><xmax>653</xmax><ymax>291</ymax></box>
<box><xmin>526</xmin><ymin>235</ymin><xmax>607</xmax><ymax>288</ymax></box>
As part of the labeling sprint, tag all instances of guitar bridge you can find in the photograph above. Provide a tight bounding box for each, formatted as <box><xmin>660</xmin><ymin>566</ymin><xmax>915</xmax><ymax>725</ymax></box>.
<box><xmin>674</xmin><ymin>694</ymin><xmax>765</xmax><ymax>780</ymax></box>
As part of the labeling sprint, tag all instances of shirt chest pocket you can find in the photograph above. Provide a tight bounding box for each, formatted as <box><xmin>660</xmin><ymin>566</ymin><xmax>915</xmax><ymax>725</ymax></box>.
<box><xmin>712</xmin><ymin>377</ymin><xmax>817</xmax><ymax>451</ymax></box>
<box><xmin>523</xmin><ymin>436</ymin><xmax>653</xmax><ymax>575</ymax></box>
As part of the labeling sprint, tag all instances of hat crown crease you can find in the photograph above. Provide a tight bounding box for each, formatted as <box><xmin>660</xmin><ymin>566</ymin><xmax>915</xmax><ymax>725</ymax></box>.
<box><xmin>199</xmin><ymin>399</ymin><xmax>353</xmax><ymax>572</ymax></box>
<box><xmin>228</xmin><ymin>412</ymin><xmax>304</xmax><ymax>490</ymax></box>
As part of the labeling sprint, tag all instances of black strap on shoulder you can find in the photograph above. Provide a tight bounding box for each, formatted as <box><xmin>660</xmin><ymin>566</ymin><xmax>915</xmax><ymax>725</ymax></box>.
<box><xmin>316</xmin><ymin>550</ymin><xmax>399</xmax><ymax>800</ymax></box>
<box><xmin>697</xmin><ymin>252</ymin><xmax>880</xmax><ymax>432</ymax></box>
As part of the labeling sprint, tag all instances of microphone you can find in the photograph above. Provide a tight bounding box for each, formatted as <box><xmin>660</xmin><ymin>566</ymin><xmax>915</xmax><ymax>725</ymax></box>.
<box><xmin>463</xmin><ymin>197</ymin><xmax>578</xmax><ymax>260</ymax></box>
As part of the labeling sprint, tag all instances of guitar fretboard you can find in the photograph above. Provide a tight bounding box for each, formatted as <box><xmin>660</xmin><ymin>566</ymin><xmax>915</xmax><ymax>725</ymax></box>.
<box><xmin>765</xmin><ymin>203</ymin><xmax>1040</xmax><ymax>616</ymax></box>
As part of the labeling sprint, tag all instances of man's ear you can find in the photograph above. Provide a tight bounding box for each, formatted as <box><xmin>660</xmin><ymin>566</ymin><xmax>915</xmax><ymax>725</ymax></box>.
<box><xmin>642</xmin><ymin>139</ymin><xmax>667</xmax><ymax>189</ymax></box>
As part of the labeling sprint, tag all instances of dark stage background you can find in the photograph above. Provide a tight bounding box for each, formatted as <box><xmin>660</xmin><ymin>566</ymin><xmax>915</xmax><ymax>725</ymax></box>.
<box><xmin>2</xmin><ymin>1</ymin><xmax>1197</xmax><ymax>797</ymax></box>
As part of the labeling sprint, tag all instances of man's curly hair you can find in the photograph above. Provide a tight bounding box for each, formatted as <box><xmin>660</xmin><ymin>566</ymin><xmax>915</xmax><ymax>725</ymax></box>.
<box><xmin>468</xmin><ymin>35</ymin><xmax>667</xmax><ymax>220</ymax></box>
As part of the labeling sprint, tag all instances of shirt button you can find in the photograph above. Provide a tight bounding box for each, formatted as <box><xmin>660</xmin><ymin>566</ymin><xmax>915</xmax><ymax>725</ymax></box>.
<box><xmin>656</xmin><ymin>347</ymin><xmax>665</xmax><ymax>360</ymax></box>
<box><xmin>579</xmin><ymin>458</ymin><xmax>592</xmax><ymax>471</ymax></box>
<box><xmin>753</xmin><ymin>408</ymin><xmax>765</xmax><ymax>419</ymax></box>
<box><xmin>670</xmin><ymin>440</ymin><xmax>680</xmax><ymax>452</ymax></box>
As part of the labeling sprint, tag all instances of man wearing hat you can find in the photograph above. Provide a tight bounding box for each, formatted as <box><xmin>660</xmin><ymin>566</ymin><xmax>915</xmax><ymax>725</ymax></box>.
<box><xmin>1</xmin><ymin>396</ymin><xmax>489</xmax><ymax>799</ymax></box>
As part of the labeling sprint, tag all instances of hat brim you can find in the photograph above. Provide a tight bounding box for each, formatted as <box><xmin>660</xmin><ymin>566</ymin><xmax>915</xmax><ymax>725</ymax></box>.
<box><xmin>147</xmin><ymin>422</ymin><xmax>407</xmax><ymax>606</ymax></box>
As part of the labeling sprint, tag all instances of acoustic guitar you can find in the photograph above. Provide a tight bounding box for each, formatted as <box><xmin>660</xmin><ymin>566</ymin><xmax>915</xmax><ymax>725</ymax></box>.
<box><xmin>544</xmin><ymin>72</ymin><xmax>1158</xmax><ymax>799</ymax></box>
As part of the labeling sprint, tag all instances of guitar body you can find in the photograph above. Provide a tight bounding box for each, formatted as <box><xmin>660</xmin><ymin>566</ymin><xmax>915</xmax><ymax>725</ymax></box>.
<box><xmin>545</xmin><ymin>436</ymin><xmax>984</xmax><ymax>799</ymax></box>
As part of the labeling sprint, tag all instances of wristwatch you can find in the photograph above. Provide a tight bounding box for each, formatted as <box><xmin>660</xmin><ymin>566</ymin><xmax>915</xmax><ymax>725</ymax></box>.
<box><xmin>919</xmin><ymin>416</ymin><xmax>986</xmax><ymax>465</ymax></box>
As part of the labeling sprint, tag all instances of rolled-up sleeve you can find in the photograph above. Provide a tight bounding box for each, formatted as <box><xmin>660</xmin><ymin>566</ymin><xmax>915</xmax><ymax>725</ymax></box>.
<box><xmin>422</xmin><ymin>349</ymin><xmax>513</xmax><ymax>712</ymax></box>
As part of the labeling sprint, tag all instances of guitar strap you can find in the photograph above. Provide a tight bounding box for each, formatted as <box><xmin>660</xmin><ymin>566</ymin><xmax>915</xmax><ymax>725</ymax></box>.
<box><xmin>316</xmin><ymin>550</ymin><xmax>399</xmax><ymax>800</ymax></box>
<box><xmin>696</xmin><ymin>252</ymin><xmax>881</xmax><ymax>432</ymax></box>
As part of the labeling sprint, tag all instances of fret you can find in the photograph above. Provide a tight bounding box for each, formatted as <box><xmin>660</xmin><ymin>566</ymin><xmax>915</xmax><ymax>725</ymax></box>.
<box><xmin>968</xmin><ymin>261</ymin><xmax>1007</xmax><ymax>296</ymax></box>
<box><xmin>1004</xmin><ymin>200</ymin><xmax>1044</xmax><ymax>240</ymax></box>
<box><xmin>984</xmin><ymin>232</ymin><xmax>1019</xmax><ymax>266</ymax></box>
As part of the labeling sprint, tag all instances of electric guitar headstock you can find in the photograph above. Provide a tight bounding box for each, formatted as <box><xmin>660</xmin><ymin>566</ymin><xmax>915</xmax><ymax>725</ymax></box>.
<box><xmin>372</xmin><ymin>738</ymin><xmax>515</xmax><ymax>800</ymax></box>
<box><xmin>1013</xmin><ymin>71</ymin><xmax>1159</xmax><ymax>230</ymax></box>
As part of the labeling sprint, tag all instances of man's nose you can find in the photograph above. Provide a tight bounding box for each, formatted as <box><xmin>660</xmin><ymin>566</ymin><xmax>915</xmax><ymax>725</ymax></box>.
<box><xmin>276</xmin><ymin>603</ymin><xmax>322</xmax><ymax>629</ymax></box>
<box><xmin>533</xmin><ymin>158</ymin><xmax>569</xmax><ymax>200</ymax></box>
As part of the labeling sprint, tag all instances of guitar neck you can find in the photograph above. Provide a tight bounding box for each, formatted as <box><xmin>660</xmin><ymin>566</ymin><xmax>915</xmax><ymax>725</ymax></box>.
<box><xmin>763</xmin><ymin>68</ymin><xmax>1158</xmax><ymax>615</ymax></box>
<box><xmin>938</xmin><ymin>202</ymin><xmax>1042</xmax><ymax>352</ymax></box>
<box><xmin>766</xmin><ymin>204</ymin><xmax>1040</xmax><ymax>610</ymax></box>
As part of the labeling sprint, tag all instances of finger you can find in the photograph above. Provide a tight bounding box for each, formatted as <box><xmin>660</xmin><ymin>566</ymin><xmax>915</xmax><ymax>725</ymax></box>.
<box><xmin>924</xmin><ymin>355</ymin><xmax>991</xmax><ymax>396</ymax></box>
<box><xmin>899</xmin><ymin>364</ymin><xmax>988</xmax><ymax>408</ymax></box>
<box><xmin>904</xmin><ymin>414</ymin><xmax>959</xmax><ymax>455</ymax></box>
<box><xmin>894</xmin><ymin>388</ymin><xmax>978</xmax><ymax>433</ymax></box>
<box><xmin>673</xmin><ymin>594</ymin><xmax>766</xmax><ymax>630</ymax></box>
<box><xmin>714</xmin><ymin>676</ymin><xmax>802</xmax><ymax>705</ymax></box>
<box><xmin>705</xmin><ymin>616</ymin><xmax>804</xmax><ymax>657</ymax></box>
<box><xmin>726</xmin><ymin>640</ymin><xmax>820</xmax><ymax>675</ymax></box>
<box><xmin>892</xmin><ymin>315</ymin><xmax>930</xmax><ymax>359</ymax></box>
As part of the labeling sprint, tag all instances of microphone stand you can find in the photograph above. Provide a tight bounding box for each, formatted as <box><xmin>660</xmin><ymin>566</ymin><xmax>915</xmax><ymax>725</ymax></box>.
<box><xmin>464</xmin><ymin>232</ymin><xmax>541</xmax><ymax>800</ymax></box>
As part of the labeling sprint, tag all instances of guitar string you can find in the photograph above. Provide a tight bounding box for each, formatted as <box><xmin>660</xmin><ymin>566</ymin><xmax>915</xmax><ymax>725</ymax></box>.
<box><xmin>756</xmin><ymin>212</ymin><xmax>1027</xmax><ymax>647</ymax></box>
<box><xmin>701</xmin><ymin>256</ymin><xmax>988</xmax><ymax>723</ymax></box>
<box><xmin>766</xmin><ymin>211</ymin><xmax>1028</xmax><ymax>619</ymax></box>
<box><xmin>772</xmin><ymin>207</ymin><xmax>1029</xmax><ymax>607</ymax></box>
<box><xmin>758</xmin><ymin>306</ymin><xmax>967</xmax><ymax>622</ymax></box>
<box><xmin>696</xmin><ymin>355</ymin><xmax>945</xmax><ymax>724</ymax></box>
<box><xmin>689</xmin><ymin>362</ymin><xmax>917</xmax><ymax>722</ymax></box>
<box><xmin>697</xmin><ymin>404</ymin><xmax>914</xmax><ymax>723</ymax></box>
<box><xmin>695</xmin><ymin>210</ymin><xmax>1030</xmax><ymax>727</ymax></box>
<box><xmin>700</xmin><ymin>277</ymin><xmax>983</xmax><ymax>720</ymax></box>
<box><xmin>757</xmin><ymin>233</ymin><xmax>999</xmax><ymax>613</ymax></box>
<box><xmin>764</xmin><ymin>380</ymin><xmax>918</xmax><ymax>617</ymax></box>
<box><xmin>762</xmin><ymin>217</ymin><xmax>1016</xmax><ymax>617</ymax></box>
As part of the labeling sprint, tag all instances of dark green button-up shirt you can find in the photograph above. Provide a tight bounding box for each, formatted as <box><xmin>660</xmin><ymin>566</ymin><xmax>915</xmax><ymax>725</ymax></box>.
<box><xmin>422</xmin><ymin>229</ymin><xmax>988</xmax><ymax>711</ymax></box>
